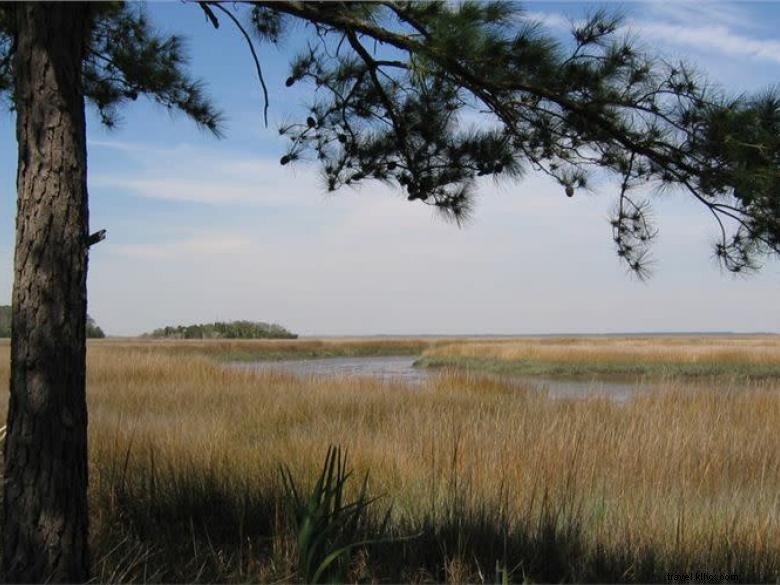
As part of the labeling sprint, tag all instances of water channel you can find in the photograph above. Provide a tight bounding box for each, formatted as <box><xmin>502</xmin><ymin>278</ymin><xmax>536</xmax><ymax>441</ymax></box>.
<box><xmin>235</xmin><ymin>355</ymin><xmax>652</xmax><ymax>400</ymax></box>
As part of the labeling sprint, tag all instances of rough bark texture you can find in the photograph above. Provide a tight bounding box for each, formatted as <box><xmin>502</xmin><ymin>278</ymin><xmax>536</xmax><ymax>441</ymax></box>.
<box><xmin>3</xmin><ymin>4</ymin><xmax>91</xmax><ymax>583</ymax></box>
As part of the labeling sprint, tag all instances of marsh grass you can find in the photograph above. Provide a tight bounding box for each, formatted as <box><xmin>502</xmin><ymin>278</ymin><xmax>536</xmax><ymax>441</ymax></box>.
<box><xmin>418</xmin><ymin>336</ymin><xmax>780</xmax><ymax>380</ymax></box>
<box><xmin>89</xmin><ymin>336</ymin><xmax>457</xmax><ymax>362</ymax></box>
<box><xmin>1</xmin><ymin>338</ymin><xmax>780</xmax><ymax>582</ymax></box>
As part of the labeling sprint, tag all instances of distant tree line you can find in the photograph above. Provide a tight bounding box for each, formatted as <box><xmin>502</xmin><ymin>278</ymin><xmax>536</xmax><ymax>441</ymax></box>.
<box><xmin>147</xmin><ymin>320</ymin><xmax>297</xmax><ymax>340</ymax></box>
<box><xmin>0</xmin><ymin>305</ymin><xmax>9</xmax><ymax>337</ymax></box>
<box><xmin>85</xmin><ymin>315</ymin><xmax>106</xmax><ymax>339</ymax></box>
<box><xmin>0</xmin><ymin>305</ymin><xmax>105</xmax><ymax>338</ymax></box>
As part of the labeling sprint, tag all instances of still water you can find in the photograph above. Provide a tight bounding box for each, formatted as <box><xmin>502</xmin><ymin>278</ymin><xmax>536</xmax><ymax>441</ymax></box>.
<box><xmin>238</xmin><ymin>355</ymin><xmax>430</xmax><ymax>384</ymax></box>
<box><xmin>236</xmin><ymin>355</ymin><xmax>651</xmax><ymax>400</ymax></box>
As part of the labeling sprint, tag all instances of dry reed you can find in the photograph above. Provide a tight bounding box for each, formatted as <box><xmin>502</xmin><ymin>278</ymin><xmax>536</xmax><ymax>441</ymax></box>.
<box><xmin>0</xmin><ymin>338</ymin><xmax>778</xmax><ymax>582</ymax></box>
<box><xmin>421</xmin><ymin>335</ymin><xmax>780</xmax><ymax>365</ymax></box>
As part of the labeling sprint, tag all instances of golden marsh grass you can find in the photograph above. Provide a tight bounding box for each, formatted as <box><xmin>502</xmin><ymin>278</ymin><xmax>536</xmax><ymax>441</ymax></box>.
<box><xmin>92</xmin><ymin>336</ymin><xmax>457</xmax><ymax>362</ymax></box>
<box><xmin>1</xmin><ymin>337</ymin><xmax>779</xmax><ymax>582</ymax></box>
<box><xmin>421</xmin><ymin>335</ymin><xmax>780</xmax><ymax>365</ymax></box>
<box><xmin>417</xmin><ymin>335</ymin><xmax>780</xmax><ymax>381</ymax></box>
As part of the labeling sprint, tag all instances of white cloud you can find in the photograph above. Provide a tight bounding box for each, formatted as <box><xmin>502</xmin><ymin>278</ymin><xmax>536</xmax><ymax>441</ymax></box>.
<box><xmin>87</xmin><ymin>139</ymin><xmax>153</xmax><ymax>153</ymax></box>
<box><xmin>93</xmin><ymin>175</ymin><xmax>272</xmax><ymax>205</ymax></box>
<box><xmin>526</xmin><ymin>4</ymin><xmax>780</xmax><ymax>65</ymax></box>
<box><xmin>110</xmin><ymin>234</ymin><xmax>255</xmax><ymax>261</ymax></box>
<box><xmin>642</xmin><ymin>2</ymin><xmax>757</xmax><ymax>31</ymax></box>
<box><xmin>87</xmin><ymin>166</ymin><xmax>780</xmax><ymax>337</ymax></box>
<box><xmin>635</xmin><ymin>21</ymin><xmax>780</xmax><ymax>64</ymax></box>
<box><xmin>89</xmin><ymin>140</ymin><xmax>326</xmax><ymax>207</ymax></box>
<box><xmin>523</xmin><ymin>11</ymin><xmax>570</xmax><ymax>31</ymax></box>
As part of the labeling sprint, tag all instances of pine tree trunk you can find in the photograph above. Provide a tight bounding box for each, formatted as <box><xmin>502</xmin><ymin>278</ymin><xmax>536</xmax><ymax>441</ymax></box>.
<box><xmin>2</xmin><ymin>4</ymin><xmax>91</xmax><ymax>582</ymax></box>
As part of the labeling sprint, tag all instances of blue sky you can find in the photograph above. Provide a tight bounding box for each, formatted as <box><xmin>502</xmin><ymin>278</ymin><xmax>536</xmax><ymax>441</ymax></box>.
<box><xmin>1</xmin><ymin>1</ymin><xmax>779</xmax><ymax>336</ymax></box>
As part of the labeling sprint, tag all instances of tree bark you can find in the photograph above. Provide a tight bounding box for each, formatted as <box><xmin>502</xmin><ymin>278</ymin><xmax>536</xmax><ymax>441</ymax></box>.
<box><xmin>3</xmin><ymin>4</ymin><xmax>91</xmax><ymax>583</ymax></box>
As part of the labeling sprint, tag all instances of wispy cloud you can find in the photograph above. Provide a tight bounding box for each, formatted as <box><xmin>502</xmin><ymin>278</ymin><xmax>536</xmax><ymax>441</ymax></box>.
<box><xmin>636</xmin><ymin>21</ymin><xmax>780</xmax><ymax>65</ymax></box>
<box><xmin>526</xmin><ymin>4</ymin><xmax>780</xmax><ymax>65</ymax></box>
<box><xmin>89</xmin><ymin>140</ymin><xmax>326</xmax><ymax>206</ymax></box>
<box><xmin>642</xmin><ymin>2</ymin><xmax>757</xmax><ymax>31</ymax></box>
<box><xmin>87</xmin><ymin>139</ymin><xmax>153</xmax><ymax>153</ymax></box>
<box><xmin>110</xmin><ymin>234</ymin><xmax>255</xmax><ymax>260</ymax></box>
<box><xmin>523</xmin><ymin>11</ymin><xmax>569</xmax><ymax>31</ymax></box>
<box><xmin>93</xmin><ymin>175</ymin><xmax>273</xmax><ymax>205</ymax></box>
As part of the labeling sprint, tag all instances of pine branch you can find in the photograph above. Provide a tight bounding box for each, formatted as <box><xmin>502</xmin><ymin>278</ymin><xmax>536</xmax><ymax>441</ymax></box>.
<box><xmin>208</xmin><ymin>2</ymin><xmax>270</xmax><ymax>127</ymax></box>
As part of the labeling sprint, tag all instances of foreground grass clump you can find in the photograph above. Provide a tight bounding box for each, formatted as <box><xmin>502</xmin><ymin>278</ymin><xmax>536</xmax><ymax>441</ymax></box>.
<box><xmin>1</xmin><ymin>338</ymin><xmax>780</xmax><ymax>582</ymax></box>
<box><xmin>417</xmin><ymin>335</ymin><xmax>780</xmax><ymax>380</ymax></box>
<box><xmin>281</xmin><ymin>445</ymin><xmax>394</xmax><ymax>583</ymax></box>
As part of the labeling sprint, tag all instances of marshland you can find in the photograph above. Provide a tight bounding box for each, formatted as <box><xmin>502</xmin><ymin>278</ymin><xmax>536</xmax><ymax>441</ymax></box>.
<box><xmin>2</xmin><ymin>335</ymin><xmax>779</xmax><ymax>583</ymax></box>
